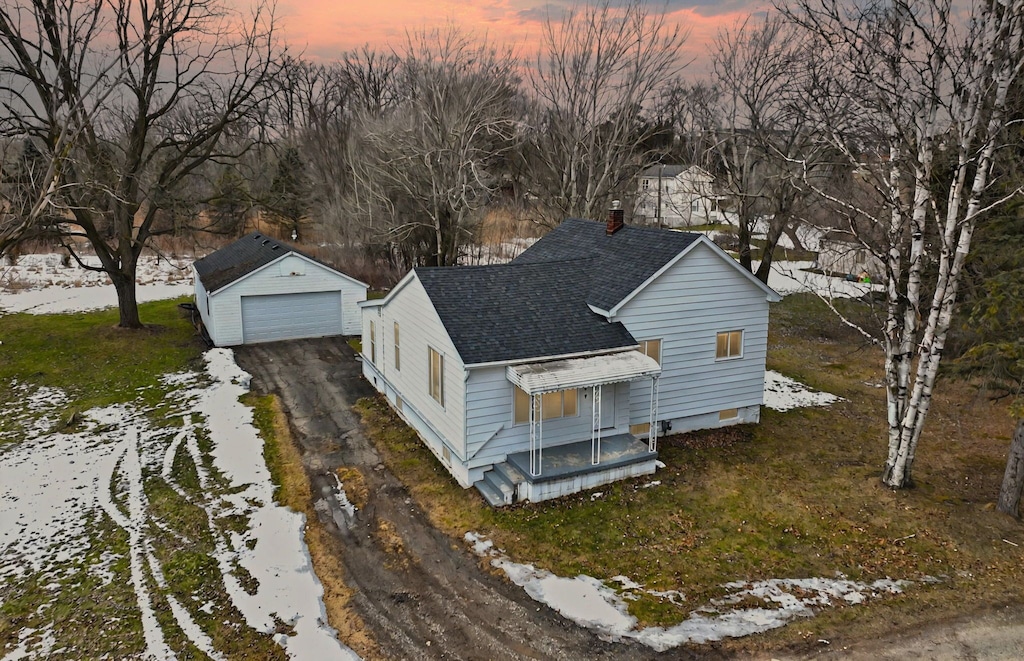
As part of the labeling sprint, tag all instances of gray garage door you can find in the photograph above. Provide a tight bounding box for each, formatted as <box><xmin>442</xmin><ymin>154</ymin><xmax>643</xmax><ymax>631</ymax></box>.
<box><xmin>240</xmin><ymin>291</ymin><xmax>342</xmax><ymax>344</ymax></box>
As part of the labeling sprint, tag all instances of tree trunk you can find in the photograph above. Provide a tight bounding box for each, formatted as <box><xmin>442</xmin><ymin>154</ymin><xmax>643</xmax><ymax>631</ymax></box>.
<box><xmin>111</xmin><ymin>271</ymin><xmax>143</xmax><ymax>329</ymax></box>
<box><xmin>997</xmin><ymin>418</ymin><xmax>1024</xmax><ymax>518</ymax></box>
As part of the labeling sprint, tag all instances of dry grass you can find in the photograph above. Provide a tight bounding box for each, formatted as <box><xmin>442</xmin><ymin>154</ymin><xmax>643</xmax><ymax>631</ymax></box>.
<box><xmin>354</xmin><ymin>292</ymin><xmax>1024</xmax><ymax>657</ymax></box>
<box><xmin>250</xmin><ymin>394</ymin><xmax>381</xmax><ymax>660</ymax></box>
<box><xmin>335</xmin><ymin>467</ymin><xmax>368</xmax><ymax>509</ymax></box>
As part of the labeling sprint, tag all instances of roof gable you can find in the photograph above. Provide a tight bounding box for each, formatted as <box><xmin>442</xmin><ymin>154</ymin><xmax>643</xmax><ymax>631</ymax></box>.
<box><xmin>415</xmin><ymin>262</ymin><xmax>637</xmax><ymax>365</ymax></box>
<box><xmin>512</xmin><ymin>218</ymin><xmax>701</xmax><ymax>311</ymax></box>
<box><xmin>193</xmin><ymin>232</ymin><xmax>366</xmax><ymax>293</ymax></box>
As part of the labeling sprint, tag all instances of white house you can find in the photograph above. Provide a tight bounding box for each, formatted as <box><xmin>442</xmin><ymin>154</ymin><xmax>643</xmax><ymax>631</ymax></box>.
<box><xmin>193</xmin><ymin>232</ymin><xmax>367</xmax><ymax>346</ymax></box>
<box><xmin>359</xmin><ymin>209</ymin><xmax>781</xmax><ymax>506</ymax></box>
<box><xmin>635</xmin><ymin>164</ymin><xmax>731</xmax><ymax>228</ymax></box>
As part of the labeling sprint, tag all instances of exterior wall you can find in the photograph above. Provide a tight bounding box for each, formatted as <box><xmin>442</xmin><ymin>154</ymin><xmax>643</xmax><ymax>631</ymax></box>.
<box><xmin>464</xmin><ymin>366</ymin><xmax>632</xmax><ymax>471</ymax></box>
<box><xmin>360</xmin><ymin>276</ymin><xmax>467</xmax><ymax>467</ymax></box>
<box><xmin>205</xmin><ymin>254</ymin><xmax>367</xmax><ymax>346</ymax></box>
<box><xmin>635</xmin><ymin>170</ymin><xmax>724</xmax><ymax>228</ymax></box>
<box><xmin>193</xmin><ymin>269</ymin><xmax>213</xmax><ymax>341</ymax></box>
<box><xmin>615</xmin><ymin>241</ymin><xmax>771</xmax><ymax>431</ymax></box>
<box><xmin>362</xmin><ymin>358</ymin><xmax>472</xmax><ymax>487</ymax></box>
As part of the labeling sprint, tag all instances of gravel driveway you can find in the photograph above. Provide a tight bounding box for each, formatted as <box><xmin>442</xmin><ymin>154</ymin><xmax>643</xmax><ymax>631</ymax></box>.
<box><xmin>234</xmin><ymin>338</ymin><xmax>675</xmax><ymax>661</ymax></box>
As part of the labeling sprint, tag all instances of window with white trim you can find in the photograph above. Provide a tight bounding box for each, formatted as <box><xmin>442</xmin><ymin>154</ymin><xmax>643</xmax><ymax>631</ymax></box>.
<box><xmin>513</xmin><ymin>386</ymin><xmax>578</xmax><ymax>425</ymax></box>
<box><xmin>637</xmin><ymin>338</ymin><xmax>662</xmax><ymax>365</ymax></box>
<box><xmin>716</xmin><ymin>330</ymin><xmax>743</xmax><ymax>360</ymax></box>
<box><xmin>393</xmin><ymin>322</ymin><xmax>401</xmax><ymax>371</ymax></box>
<box><xmin>369</xmin><ymin>320</ymin><xmax>376</xmax><ymax>364</ymax></box>
<box><xmin>428</xmin><ymin>347</ymin><xmax>444</xmax><ymax>406</ymax></box>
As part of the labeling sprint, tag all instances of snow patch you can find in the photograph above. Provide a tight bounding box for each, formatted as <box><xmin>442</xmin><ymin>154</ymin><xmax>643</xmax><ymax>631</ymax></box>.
<box><xmin>763</xmin><ymin>371</ymin><xmax>843</xmax><ymax>412</ymax></box>
<box><xmin>763</xmin><ymin>260</ymin><xmax>883</xmax><ymax>300</ymax></box>
<box><xmin>465</xmin><ymin>532</ymin><xmax>910</xmax><ymax>651</ymax></box>
<box><xmin>0</xmin><ymin>252</ymin><xmax>193</xmax><ymax>315</ymax></box>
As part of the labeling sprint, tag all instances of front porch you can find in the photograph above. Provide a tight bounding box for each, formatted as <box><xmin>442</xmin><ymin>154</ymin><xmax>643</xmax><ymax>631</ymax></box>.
<box><xmin>474</xmin><ymin>350</ymin><xmax>663</xmax><ymax>506</ymax></box>
<box><xmin>477</xmin><ymin>434</ymin><xmax>659</xmax><ymax>505</ymax></box>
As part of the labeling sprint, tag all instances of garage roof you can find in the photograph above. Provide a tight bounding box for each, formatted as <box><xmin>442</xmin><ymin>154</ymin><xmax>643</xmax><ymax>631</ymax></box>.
<box><xmin>193</xmin><ymin>233</ymin><xmax>359</xmax><ymax>293</ymax></box>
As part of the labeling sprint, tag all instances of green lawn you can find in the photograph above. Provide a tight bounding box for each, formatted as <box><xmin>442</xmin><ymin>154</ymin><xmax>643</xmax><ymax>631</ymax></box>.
<box><xmin>0</xmin><ymin>299</ymin><xmax>288</xmax><ymax>659</ymax></box>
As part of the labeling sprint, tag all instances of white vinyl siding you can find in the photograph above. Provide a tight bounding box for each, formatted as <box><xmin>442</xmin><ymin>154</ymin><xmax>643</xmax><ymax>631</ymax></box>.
<box><xmin>201</xmin><ymin>253</ymin><xmax>367</xmax><ymax>346</ymax></box>
<box><xmin>360</xmin><ymin>276</ymin><xmax>465</xmax><ymax>458</ymax></box>
<box><xmin>617</xmin><ymin>241</ymin><xmax>770</xmax><ymax>425</ymax></box>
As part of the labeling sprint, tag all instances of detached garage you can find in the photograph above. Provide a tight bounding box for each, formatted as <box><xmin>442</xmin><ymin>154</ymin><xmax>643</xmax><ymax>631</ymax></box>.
<box><xmin>193</xmin><ymin>233</ymin><xmax>368</xmax><ymax>346</ymax></box>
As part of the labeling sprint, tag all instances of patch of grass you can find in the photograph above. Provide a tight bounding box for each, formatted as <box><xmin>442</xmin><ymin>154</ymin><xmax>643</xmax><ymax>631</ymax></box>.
<box><xmin>0</xmin><ymin>297</ymin><xmax>202</xmax><ymax>412</ymax></box>
<box><xmin>347</xmin><ymin>337</ymin><xmax>362</xmax><ymax>353</ymax></box>
<box><xmin>355</xmin><ymin>293</ymin><xmax>1024</xmax><ymax>655</ymax></box>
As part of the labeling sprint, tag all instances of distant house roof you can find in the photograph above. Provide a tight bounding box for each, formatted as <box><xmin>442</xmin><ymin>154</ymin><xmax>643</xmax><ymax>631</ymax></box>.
<box><xmin>193</xmin><ymin>232</ymin><xmax>360</xmax><ymax>293</ymax></box>
<box><xmin>512</xmin><ymin>218</ymin><xmax>700</xmax><ymax>312</ymax></box>
<box><xmin>416</xmin><ymin>260</ymin><xmax>638</xmax><ymax>365</ymax></box>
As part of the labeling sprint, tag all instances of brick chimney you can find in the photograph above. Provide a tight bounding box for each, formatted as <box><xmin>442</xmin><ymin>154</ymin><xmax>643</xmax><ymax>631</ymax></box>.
<box><xmin>606</xmin><ymin>200</ymin><xmax>624</xmax><ymax>235</ymax></box>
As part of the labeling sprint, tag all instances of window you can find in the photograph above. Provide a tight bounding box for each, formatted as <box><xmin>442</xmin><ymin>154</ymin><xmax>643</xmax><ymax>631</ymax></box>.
<box><xmin>428</xmin><ymin>347</ymin><xmax>444</xmax><ymax>406</ymax></box>
<box><xmin>393</xmin><ymin>322</ymin><xmax>401</xmax><ymax>371</ymax></box>
<box><xmin>642</xmin><ymin>179</ymin><xmax>650</xmax><ymax>190</ymax></box>
<box><xmin>513</xmin><ymin>386</ymin><xmax>578</xmax><ymax>424</ymax></box>
<box><xmin>719</xmin><ymin>408</ymin><xmax>739</xmax><ymax>421</ymax></box>
<box><xmin>691</xmin><ymin>199</ymin><xmax>700</xmax><ymax>213</ymax></box>
<box><xmin>369</xmin><ymin>321</ymin><xmax>376</xmax><ymax>364</ymax></box>
<box><xmin>637</xmin><ymin>339</ymin><xmax>662</xmax><ymax>365</ymax></box>
<box><xmin>716</xmin><ymin>330</ymin><xmax>743</xmax><ymax>360</ymax></box>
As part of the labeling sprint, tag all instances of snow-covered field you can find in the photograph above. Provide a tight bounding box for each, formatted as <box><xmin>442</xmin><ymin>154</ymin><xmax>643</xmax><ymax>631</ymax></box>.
<box><xmin>0</xmin><ymin>253</ymin><xmax>193</xmax><ymax>314</ymax></box>
<box><xmin>466</xmin><ymin>533</ymin><xmax>909</xmax><ymax>652</ymax></box>
<box><xmin>0</xmin><ymin>351</ymin><xmax>359</xmax><ymax>660</ymax></box>
<box><xmin>763</xmin><ymin>370</ymin><xmax>843</xmax><ymax>412</ymax></box>
<box><xmin>763</xmin><ymin>260</ymin><xmax>883</xmax><ymax>300</ymax></box>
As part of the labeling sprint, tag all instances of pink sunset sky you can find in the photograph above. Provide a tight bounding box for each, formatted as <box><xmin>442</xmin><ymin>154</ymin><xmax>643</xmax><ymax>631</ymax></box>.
<box><xmin>274</xmin><ymin>1</ymin><xmax>768</xmax><ymax>74</ymax></box>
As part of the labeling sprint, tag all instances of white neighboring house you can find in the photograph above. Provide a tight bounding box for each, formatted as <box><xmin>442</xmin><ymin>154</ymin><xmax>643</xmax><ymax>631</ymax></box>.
<box><xmin>359</xmin><ymin>210</ymin><xmax>781</xmax><ymax>506</ymax></box>
<box><xmin>193</xmin><ymin>232</ymin><xmax>367</xmax><ymax>346</ymax></box>
<box><xmin>816</xmin><ymin>231</ymin><xmax>886</xmax><ymax>280</ymax></box>
<box><xmin>635</xmin><ymin>164</ymin><xmax>732</xmax><ymax>227</ymax></box>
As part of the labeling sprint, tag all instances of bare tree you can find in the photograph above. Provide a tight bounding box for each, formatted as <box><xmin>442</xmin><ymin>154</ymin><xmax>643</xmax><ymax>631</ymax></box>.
<box><xmin>783</xmin><ymin>0</ymin><xmax>1024</xmax><ymax>488</ymax></box>
<box><xmin>351</xmin><ymin>26</ymin><xmax>520</xmax><ymax>267</ymax></box>
<box><xmin>0</xmin><ymin>0</ymin><xmax>278</xmax><ymax>327</ymax></box>
<box><xmin>525</xmin><ymin>0</ymin><xmax>688</xmax><ymax>224</ymax></box>
<box><xmin>673</xmin><ymin>14</ymin><xmax>828</xmax><ymax>283</ymax></box>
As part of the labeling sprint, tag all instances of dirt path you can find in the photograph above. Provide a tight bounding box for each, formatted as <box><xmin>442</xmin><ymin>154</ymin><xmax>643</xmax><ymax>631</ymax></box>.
<box><xmin>235</xmin><ymin>338</ymin><xmax>678</xmax><ymax>661</ymax></box>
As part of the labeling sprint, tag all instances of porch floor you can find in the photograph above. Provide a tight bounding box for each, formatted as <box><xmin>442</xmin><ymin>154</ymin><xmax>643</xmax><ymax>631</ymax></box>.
<box><xmin>505</xmin><ymin>433</ymin><xmax>656</xmax><ymax>484</ymax></box>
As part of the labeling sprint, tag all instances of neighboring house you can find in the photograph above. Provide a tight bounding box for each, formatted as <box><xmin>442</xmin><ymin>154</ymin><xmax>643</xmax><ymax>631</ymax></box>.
<box><xmin>634</xmin><ymin>165</ymin><xmax>731</xmax><ymax>228</ymax></box>
<box><xmin>816</xmin><ymin>232</ymin><xmax>885</xmax><ymax>280</ymax></box>
<box><xmin>359</xmin><ymin>208</ymin><xmax>781</xmax><ymax>506</ymax></box>
<box><xmin>193</xmin><ymin>232</ymin><xmax>367</xmax><ymax>346</ymax></box>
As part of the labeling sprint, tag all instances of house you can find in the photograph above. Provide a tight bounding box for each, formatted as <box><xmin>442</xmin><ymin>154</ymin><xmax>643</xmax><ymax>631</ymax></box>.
<box><xmin>634</xmin><ymin>165</ymin><xmax>731</xmax><ymax>228</ymax></box>
<box><xmin>816</xmin><ymin>231</ymin><xmax>885</xmax><ymax>281</ymax></box>
<box><xmin>359</xmin><ymin>207</ymin><xmax>781</xmax><ymax>506</ymax></box>
<box><xmin>193</xmin><ymin>232</ymin><xmax>367</xmax><ymax>346</ymax></box>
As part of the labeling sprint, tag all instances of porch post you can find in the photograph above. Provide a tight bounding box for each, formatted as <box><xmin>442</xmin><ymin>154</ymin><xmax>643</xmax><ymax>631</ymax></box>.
<box><xmin>591</xmin><ymin>384</ymin><xmax>602</xmax><ymax>465</ymax></box>
<box><xmin>530</xmin><ymin>393</ymin><xmax>543</xmax><ymax>477</ymax></box>
<box><xmin>649</xmin><ymin>375</ymin><xmax>659</xmax><ymax>452</ymax></box>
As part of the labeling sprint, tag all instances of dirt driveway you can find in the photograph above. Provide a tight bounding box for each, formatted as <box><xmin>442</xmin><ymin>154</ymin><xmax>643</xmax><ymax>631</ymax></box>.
<box><xmin>235</xmin><ymin>338</ymin><xmax>679</xmax><ymax>661</ymax></box>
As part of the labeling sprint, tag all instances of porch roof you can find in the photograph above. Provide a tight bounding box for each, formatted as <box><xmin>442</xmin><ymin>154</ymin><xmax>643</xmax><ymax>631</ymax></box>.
<box><xmin>506</xmin><ymin>350</ymin><xmax>660</xmax><ymax>394</ymax></box>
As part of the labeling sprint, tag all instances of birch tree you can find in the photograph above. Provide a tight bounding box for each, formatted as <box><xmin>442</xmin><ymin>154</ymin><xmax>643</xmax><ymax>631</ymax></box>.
<box><xmin>783</xmin><ymin>0</ymin><xmax>1024</xmax><ymax>488</ymax></box>
<box><xmin>0</xmin><ymin>0</ymin><xmax>278</xmax><ymax>327</ymax></box>
<box><xmin>526</xmin><ymin>0</ymin><xmax>687</xmax><ymax>224</ymax></box>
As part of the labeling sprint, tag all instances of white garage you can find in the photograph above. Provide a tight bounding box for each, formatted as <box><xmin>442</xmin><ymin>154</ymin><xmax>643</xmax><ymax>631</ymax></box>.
<box><xmin>193</xmin><ymin>233</ymin><xmax>368</xmax><ymax>347</ymax></box>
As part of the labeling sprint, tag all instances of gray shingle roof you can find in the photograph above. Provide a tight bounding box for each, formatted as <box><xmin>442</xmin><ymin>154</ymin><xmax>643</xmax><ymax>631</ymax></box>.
<box><xmin>193</xmin><ymin>232</ymin><xmax>309</xmax><ymax>293</ymax></box>
<box><xmin>512</xmin><ymin>218</ymin><xmax>699</xmax><ymax>311</ymax></box>
<box><xmin>416</xmin><ymin>261</ymin><xmax>638</xmax><ymax>365</ymax></box>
